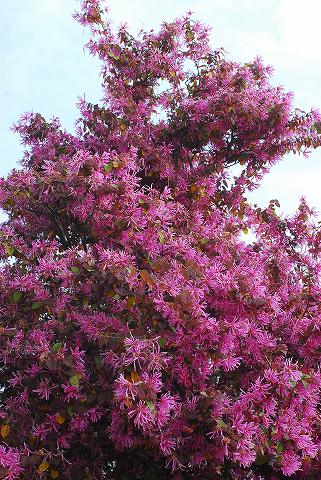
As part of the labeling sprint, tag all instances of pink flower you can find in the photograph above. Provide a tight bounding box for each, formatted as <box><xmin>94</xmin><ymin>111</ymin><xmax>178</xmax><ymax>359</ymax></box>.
<box><xmin>296</xmin><ymin>434</ymin><xmax>318</xmax><ymax>458</ymax></box>
<box><xmin>114</xmin><ymin>373</ymin><xmax>139</xmax><ymax>406</ymax></box>
<box><xmin>281</xmin><ymin>450</ymin><xmax>302</xmax><ymax>476</ymax></box>
<box><xmin>86</xmin><ymin>407</ymin><xmax>103</xmax><ymax>423</ymax></box>
<box><xmin>221</xmin><ymin>356</ymin><xmax>242</xmax><ymax>372</ymax></box>
<box><xmin>0</xmin><ymin>446</ymin><xmax>22</xmax><ymax>480</ymax></box>
<box><xmin>62</xmin><ymin>384</ymin><xmax>84</xmax><ymax>401</ymax></box>
<box><xmin>70</xmin><ymin>414</ymin><xmax>89</xmax><ymax>432</ymax></box>
<box><xmin>128</xmin><ymin>401</ymin><xmax>155</xmax><ymax>432</ymax></box>
<box><xmin>160</xmin><ymin>435</ymin><xmax>176</xmax><ymax>455</ymax></box>
<box><xmin>123</xmin><ymin>336</ymin><xmax>148</xmax><ymax>368</ymax></box>
<box><xmin>141</xmin><ymin>371</ymin><xmax>162</xmax><ymax>394</ymax></box>
<box><xmin>33</xmin><ymin>423</ymin><xmax>50</xmax><ymax>441</ymax></box>
<box><xmin>233</xmin><ymin>440</ymin><xmax>256</xmax><ymax>467</ymax></box>
<box><xmin>32</xmin><ymin>378</ymin><xmax>53</xmax><ymax>400</ymax></box>
<box><xmin>57</xmin><ymin>434</ymin><xmax>72</xmax><ymax>449</ymax></box>
<box><xmin>2</xmin><ymin>1</ymin><xmax>321</xmax><ymax>478</ymax></box>
<box><xmin>157</xmin><ymin>393</ymin><xmax>178</xmax><ymax>427</ymax></box>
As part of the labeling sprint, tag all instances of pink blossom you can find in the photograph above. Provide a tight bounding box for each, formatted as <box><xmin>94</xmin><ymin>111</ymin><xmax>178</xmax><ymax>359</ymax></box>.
<box><xmin>128</xmin><ymin>401</ymin><xmax>155</xmax><ymax>432</ymax></box>
<box><xmin>296</xmin><ymin>434</ymin><xmax>318</xmax><ymax>458</ymax></box>
<box><xmin>0</xmin><ymin>446</ymin><xmax>22</xmax><ymax>480</ymax></box>
<box><xmin>1</xmin><ymin>0</ymin><xmax>321</xmax><ymax>478</ymax></box>
<box><xmin>160</xmin><ymin>435</ymin><xmax>176</xmax><ymax>455</ymax></box>
<box><xmin>281</xmin><ymin>450</ymin><xmax>302</xmax><ymax>476</ymax></box>
<box><xmin>32</xmin><ymin>379</ymin><xmax>53</xmax><ymax>400</ymax></box>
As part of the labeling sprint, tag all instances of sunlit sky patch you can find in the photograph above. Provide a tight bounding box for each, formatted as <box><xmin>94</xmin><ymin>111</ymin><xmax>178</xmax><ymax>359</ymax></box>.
<box><xmin>1</xmin><ymin>0</ymin><xmax>321</xmax><ymax>217</ymax></box>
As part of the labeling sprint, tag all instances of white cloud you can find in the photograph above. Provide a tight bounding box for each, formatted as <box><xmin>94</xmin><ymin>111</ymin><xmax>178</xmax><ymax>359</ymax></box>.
<box><xmin>1</xmin><ymin>0</ymin><xmax>321</xmax><ymax>215</ymax></box>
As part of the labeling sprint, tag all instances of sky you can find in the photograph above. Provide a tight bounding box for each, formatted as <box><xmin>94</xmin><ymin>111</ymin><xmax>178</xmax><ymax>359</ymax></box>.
<box><xmin>1</xmin><ymin>0</ymin><xmax>321</xmax><ymax>218</ymax></box>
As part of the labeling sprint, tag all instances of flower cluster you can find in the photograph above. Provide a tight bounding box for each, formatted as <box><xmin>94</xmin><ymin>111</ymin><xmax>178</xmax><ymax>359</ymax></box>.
<box><xmin>1</xmin><ymin>0</ymin><xmax>321</xmax><ymax>478</ymax></box>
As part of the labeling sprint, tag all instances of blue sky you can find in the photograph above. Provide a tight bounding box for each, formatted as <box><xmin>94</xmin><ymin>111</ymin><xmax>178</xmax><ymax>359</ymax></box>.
<box><xmin>1</xmin><ymin>0</ymin><xmax>321</xmax><ymax>217</ymax></box>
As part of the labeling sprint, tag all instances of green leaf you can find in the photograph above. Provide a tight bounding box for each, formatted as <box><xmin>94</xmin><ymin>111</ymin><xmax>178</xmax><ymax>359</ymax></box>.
<box><xmin>67</xmin><ymin>406</ymin><xmax>74</xmax><ymax>417</ymax></box>
<box><xmin>104</xmin><ymin>163</ymin><xmax>113</xmax><ymax>173</ymax></box>
<box><xmin>69</xmin><ymin>375</ymin><xmax>80</xmax><ymax>386</ymax></box>
<box><xmin>32</xmin><ymin>301</ymin><xmax>43</xmax><ymax>310</ymax></box>
<box><xmin>158</xmin><ymin>337</ymin><xmax>166</xmax><ymax>348</ymax></box>
<box><xmin>314</xmin><ymin>121</ymin><xmax>321</xmax><ymax>134</ymax></box>
<box><xmin>276</xmin><ymin>441</ymin><xmax>284</xmax><ymax>452</ymax></box>
<box><xmin>52</xmin><ymin>342</ymin><xmax>63</xmax><ymax>353</ymax></box>
<box><xmin>71</xmin><ymin>266</ymin><xmax>80</xmax><ymax>274</ymax></box>
<box><xmin>12</xmin><ymin>291</ymin><xmax>22</xmax><ymax>303</ymax></box>
<box><xmin>4</xmin><ymin>244</ymin><xmax>14</xmax><ymax>256</ymax></box>
<box><xmin>185</xmin><ymin>26</ymin><xmax>195</xmax><ymax>42</ymax></box>
<box><xmin>146</xmin><ymin>400</ymin><xmax>155</xmax><ymax>411</ymax></box>
<box><xmin>86</xmin><ymin>266</ymin><xmax>95</xmax><ymax>272</ymax></box>
<box><xmin>94</xmin><ymin>355</ymin><xmax>101</xmax><ymax>365</ymax></box>
<box><xmin>301</xmin><ymin>379</ymin><xmax>308</xmax><ymax>388</ymax></box>
<box><xmin>217</xmin><ymin>419</ymin><xmax>228</xmax><ymax>429</ymax></box>
<box><xmin>107</xmin><ymin>51</ymin><xmax>120</xmax><ymax>61</ymax></box>
<box><xmin>158</xmin><ymin>231</ymin><xmax>165</xmax><ymax>244</ymax></box>
<box><xmin>199</xmin><ymin>238</ymin><xmax>208</xmax><ymax>245</ymax></box>
<box><xmin>255</xmin><ymin>454</ymin><xmax>268</xmax><ymax>465</ymax></box>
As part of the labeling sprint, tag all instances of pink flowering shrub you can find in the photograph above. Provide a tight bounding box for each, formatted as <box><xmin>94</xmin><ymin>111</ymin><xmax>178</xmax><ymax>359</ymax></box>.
<box><xmin>1</xmin><ymin>1</ymin><xmax>321</xmax><ymax>478</ymax></box>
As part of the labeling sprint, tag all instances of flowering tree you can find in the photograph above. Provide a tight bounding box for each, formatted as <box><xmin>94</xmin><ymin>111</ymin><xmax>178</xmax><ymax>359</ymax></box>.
<box><xmin>1</xmin><ymin>1</ymin><xmax>321</xmax><ymax>478</ymax></box>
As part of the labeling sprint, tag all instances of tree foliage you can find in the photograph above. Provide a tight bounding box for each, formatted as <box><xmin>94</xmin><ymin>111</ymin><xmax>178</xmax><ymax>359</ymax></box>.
<box><xmin>1</xmin><ymin>1</ymin><xmax>321</xmax><ymax>478</ymax></box>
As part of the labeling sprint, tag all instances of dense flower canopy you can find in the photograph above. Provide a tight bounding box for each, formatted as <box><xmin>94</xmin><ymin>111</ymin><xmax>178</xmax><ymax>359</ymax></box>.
<box><xmin>1</xmin><ymin>1</ymin><xmax>321</xmax><ymax>478</ymax></box>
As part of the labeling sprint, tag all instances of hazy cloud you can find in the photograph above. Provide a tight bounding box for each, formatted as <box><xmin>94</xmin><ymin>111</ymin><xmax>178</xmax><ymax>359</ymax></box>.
<box><xmin>1</xmin><ymin>0</ymin><xmax>321</xmax><ymax>215</ymax></box>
